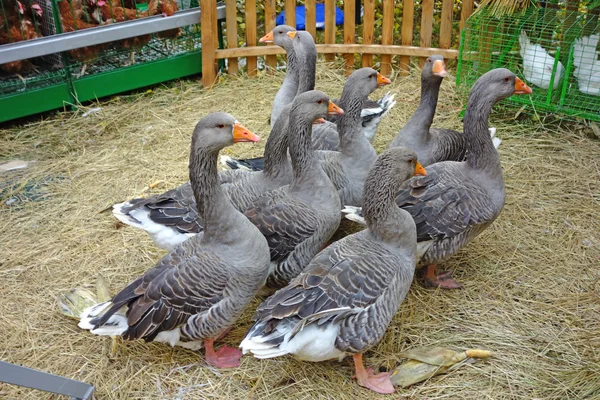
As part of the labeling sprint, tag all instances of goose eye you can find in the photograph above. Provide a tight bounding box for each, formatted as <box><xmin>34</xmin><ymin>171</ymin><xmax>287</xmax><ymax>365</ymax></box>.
<box><xmin>427</xmin><ymin>58</ymin><xmax>432</xmax><ymax>63</ymax></box>
<box><xmin>217</xmin><ymin>124</ymin><xmax>225</xmax><ymax>128</ymax></box>
<box><xmin>408</xmin><ymin>158</ymin><xmax>414</xmax><ymax>164</ymax></box>
<box><xmin>317</xmin><ymin>100</ymin><xmax>323</xmax><ymax>104</ymax></box>
<box><xmin>504</xmin><ymin>77</ymin><xmax>510</xmax><ymax>82</ymax></box>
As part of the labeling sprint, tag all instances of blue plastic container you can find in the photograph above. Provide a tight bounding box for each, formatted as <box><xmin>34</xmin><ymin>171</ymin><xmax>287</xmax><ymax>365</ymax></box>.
<box><xmin>276</xmin><ymin>4</ymin><xmax>344</xmax><ymax>30</ymax></box>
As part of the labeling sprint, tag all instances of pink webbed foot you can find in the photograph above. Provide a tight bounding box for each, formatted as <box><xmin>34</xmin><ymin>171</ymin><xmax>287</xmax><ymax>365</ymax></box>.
<box><xmin>204</xmin><ymin>339</ymin><xmax>242</xmax><ymax>369</ymax></box>
<box><xmin>352</xmin><ymin>354</ymin><xmax>395</xmax><ymax>394</ymax></box>
<box><xmin>417</xmin><ymin>264</ymin><xmax>463</xmax><ymax>290</ymax></box>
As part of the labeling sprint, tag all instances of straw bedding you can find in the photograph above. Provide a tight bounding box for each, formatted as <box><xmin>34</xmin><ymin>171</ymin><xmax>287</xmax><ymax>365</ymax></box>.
<box><xmin>0</xmin><ymin>64</ymin><xmax>599</xmax><ymax>399</ymax></box>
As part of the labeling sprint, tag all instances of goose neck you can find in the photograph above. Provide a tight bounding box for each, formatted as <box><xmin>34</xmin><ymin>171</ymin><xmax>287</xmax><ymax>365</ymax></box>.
<box><xmin>400</xmin><ymin>77</ymin><xmax>442</xmax><ymax>141</ymax></box>
<box><xmin>288</xmin><ymin>111</ymin><xmax>318</xmax><ymax>181</ymax></box>
<box><xmin>296</xmin><ymin>51</ymin><xmax>316</xmax><ymax>94</ymax></box>
<box><xmin>463</xmin><ymin>90</ymin><xmax>501</xmax><ymax>172</ymax></box>
<box><xmin>263</xmin><ymin>115</ymin><xmax>292</xmax><ymax>178</ymax></box>
<box><xmin>363</xmin><ymin>177</ymin><xmax>416</xmax><ymax>245</ymax></box>
<box><xmin>338</xmin><ymin>89</ymin><xmax>367</xmax><ymax>150</ymax></box>
<box><xmin>189</xmin><ymin>148</ymin><xmax>234</xmax><ymax>239</ymax></box>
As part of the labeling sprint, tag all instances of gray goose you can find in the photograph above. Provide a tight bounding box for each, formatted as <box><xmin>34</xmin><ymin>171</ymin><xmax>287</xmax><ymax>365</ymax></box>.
<box><xmin>343</xmin><ymin>69</ymin><xmax>532</xmax><ymax>289</ymax></box>
<box><xmin>224</xmin><ymin>34</ymin><xmax>394</xmax><ymax>171</ymax></box>
<box><xmin>243</xmin><ymin>90</ymin><xmax>344</xmax><ymax>291</ymax></box>
<box><xmin>78</xmin><ymin>113</ymin><xmax>270</xmax><ymax>369</ymax></box>
<box><xmin>240</xmin><ymin>147</ymin><xmax>427</xmax><ymax>394</ymax></box>
<box><xmin>222</xmin><ymin>30</ymin><xmax>317</xmax><ymax>172</ymax></box>
<box><xmin>112</xmin><ymin>103</ymin><xmax>298</xmax><ymax>251</ymax></box>
<box><xmin>265</xmin><ymin>25</ymin><xmax>299</xmax><ymax>128</ymax></box>
<box><xmin>388</xmin><ymin>55</ymin><xmax>501</xmax><ymax>166</ymax></box>
<box><xmin>317</xmin><ymin>67</ymin><xmax>391</xmax><ymax>207</ymax></box>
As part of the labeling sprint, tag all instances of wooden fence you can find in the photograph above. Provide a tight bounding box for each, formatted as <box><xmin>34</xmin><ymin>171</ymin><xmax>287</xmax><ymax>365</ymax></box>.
<box><xmin>201</xmin><ymin>0</ymin><xmax>476</xmax><ymax>87</ymax></box>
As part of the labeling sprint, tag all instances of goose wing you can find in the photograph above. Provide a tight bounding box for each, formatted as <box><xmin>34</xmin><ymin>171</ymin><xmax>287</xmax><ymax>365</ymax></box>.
<box><xmin>93</xmin><ymin>242</ymin><xmax>232</xmax><ymax>341</ymax></box>
<box><xmin>243</xmin><ymin>189</ymin><xmax>319</xmax><ymax>262</ymax></box>
<box><xmin>255</xmin><ymin>238</ymin><xmax>399</xmax><ymax>325</ymax></box>
<box><xmin>396</xmin><ymin>164</ymin><xmax>498</xmax><ymax>242</ymax></box>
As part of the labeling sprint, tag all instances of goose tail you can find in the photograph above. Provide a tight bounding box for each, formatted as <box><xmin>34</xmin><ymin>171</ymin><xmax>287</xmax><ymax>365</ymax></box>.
<box><xmin>341</xmin><ymin>205</ymin><xmax>366</xmax><ymax>225</ymax></box>
<box><xmin>219</xmin><ymin>155</ymin><xmax>265</xmax><ymax>171</ymax></box>
<box><xmin>240</xmin><ymin>319</ymin><xmax>294</xmax><ymax>359</ymax></box>
<box><xmin>57</xmin><ymin>275</ymin><xmax>128</xmax><ymax>336</ymax></box>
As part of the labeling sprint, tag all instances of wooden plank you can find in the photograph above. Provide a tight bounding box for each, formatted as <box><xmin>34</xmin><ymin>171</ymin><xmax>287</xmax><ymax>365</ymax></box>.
<box><xmin>380</xmin><ymin>0</ymin><xmax>394</xmax><ymax>76</ymax></box>
<box><xmin>305</xmin><ymin>0</ymin><xmax>316</xmax><ymax>38</ymax></box>
<box><xmin>460</xmin><ymin>0</ymin><xmax>474</xmax><ymax>34</ymax></box>
<box><xmin>224</xmin><ymin>0</ymin><xmax>238</xmax><ymax>75</ymax></box>
<box><xmin>201</xmin><ymin>0</ymin><xmax>217</xmax><ymax>87</ymax></box>
<box><xmin>419</xmin><ymin>0</ymin><xmax>434</xmax><ymax>67</ymax></box>
<box><xmin>361</xmin><ymin>0</ymin><xmax>374</xmax><ymax>67</ymax></box>
<box><xmin>285</xmin><ymin>0</ymin><xmax>296</xmax><ymax>29</ymax></box>
<box><xmin>439</xmin><ymin>0</ymin><xmax>453</xmax><ymax>49</ymax></box>
<box><xmin>245</xmin><ymin>0</ymin><xmax>257</xmax><ymax>76</ymax></box>
<box><xmin>399</xmin><ymin>0</ymin><xmax>413</xmax><ymax>75</ymax></box>
<box><xmin>264</xmin><ymin>0</ymin><xmax>276</xmax><ymax>71</ymax></box>
<box><xmin>216</xmin><ymin>44</ymin><xmax>459</xmax><ymax>58</ymax></box>
<box><xmin>324</xmin><ymin>0</ymin><xmax>335</xmax><ymax>62</ymax></box>
<box><xmin>343</xmin><ymin>0</ymin><xmax>355</xmax><ymax>74</ymax></box>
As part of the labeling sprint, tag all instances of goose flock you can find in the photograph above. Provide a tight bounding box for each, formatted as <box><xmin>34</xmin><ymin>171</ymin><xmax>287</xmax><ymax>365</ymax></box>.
<box><xmin>61</xmin><ymin>26</ymin><xmax>533</xmax><ymax>394</ymax></box>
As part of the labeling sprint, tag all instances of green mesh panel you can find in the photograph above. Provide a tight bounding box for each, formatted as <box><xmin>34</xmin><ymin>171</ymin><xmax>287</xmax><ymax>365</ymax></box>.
<box><xmin>458</xmin><ymin>5</ymin><xmax>600</xmax><ymax>121</ymax></box>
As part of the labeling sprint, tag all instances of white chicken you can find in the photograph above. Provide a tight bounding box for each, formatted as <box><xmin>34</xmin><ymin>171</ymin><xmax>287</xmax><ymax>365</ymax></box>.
<box><xmin>573</xmin><ymin>34</ymin><xmax>600</xmax><ymax>97</ymax></box>
<box><xmin>519</xmin><ymin>30</ymin><xmax>564</xmax><ymax>90</ymax></box>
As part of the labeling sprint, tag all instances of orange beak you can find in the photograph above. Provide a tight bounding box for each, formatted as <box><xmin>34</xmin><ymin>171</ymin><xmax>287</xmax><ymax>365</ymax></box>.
<box><xmin>313</xmin><ymin>117</ymin><xmax>326</xmax><ymax>124</ymax></box>
<box><xmin>286</xmin><ymin>31</ymin><xmax>297</xmax><ymax>40</ymax></box>
<box><xmin>377</xmin><ymin>73</ymin><xmax>391</xmax><ymax>87</ymax></box>
<box><xmin>514</xmin><ymin>77</ymin><xmax>532</xmax><ymax>95</ymax></box>
<box><xmin>432</xmin><ymin>59</ymin><xmax>448</xmax><ymax>78</ymax></box>
<box><xmin>327</xmin><ymin>101</ymin><xmax>344</xmax><ymax>115</ymax></box>
<box><xmin>232</xmin><ymin>122</ymin><xmax>260</xmax><ymax>143</ymax></box>
<box><xmin>259</xmin><ymin>31</ymin><xmax>274</xmax><ymax>43</ymax></box>
<box><xmin>414</xmin><ymin>161</ymin><xmax>427</xmax><ymax>176</ymax></box>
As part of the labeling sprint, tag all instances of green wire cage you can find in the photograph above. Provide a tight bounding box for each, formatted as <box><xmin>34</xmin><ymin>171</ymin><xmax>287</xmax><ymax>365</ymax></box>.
<box><xmin>457</xmin><ymin>3</ymin><xmax>600</xmax><ymax>121</ymax></box>
<box><xmin>0</xmin><ymin>0</ymin><xmax>225</xmax><ymax>123</ymax></box>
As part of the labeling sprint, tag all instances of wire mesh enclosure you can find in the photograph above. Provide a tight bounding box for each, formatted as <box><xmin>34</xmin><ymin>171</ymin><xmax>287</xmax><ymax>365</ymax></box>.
<box><xmin>457</xmin><ymin>4</ymin><xmax>600</xmax><ymax>121</ymax></box>
<box><xmin>0</xmin><ymin>0</ymin><xmax>66</xmax><ymax>95</ymax></box>
<box><xmin>0</xmin><ymin>0</ymin><xmax>216</xmax><ymax>122</ymax></box>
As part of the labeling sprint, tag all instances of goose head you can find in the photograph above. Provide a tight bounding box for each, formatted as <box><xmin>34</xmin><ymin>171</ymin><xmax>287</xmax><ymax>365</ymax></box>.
<box><xmin>260</xmin><ymin>25</ymin><xmax>296</xmax><ymax>50</ymax></box>
<box><xmin>470</xmin><ymin>68</ymin><xmax>532</xmax><ymax>105</ymax></box>
<box><xmin>291</xmin><ymin>90</ymin><xmax>344</xmax><ymax>123</ymax></box>
<box><xmin>191</xmin><ymin>112</ymin><xmax>260</xmax><ymax>153</ymax></box>
<box><xmin>423</xmin><ymin>54</ymin><xmax>448</xmax><ymax>80</ymax></box>
<box><xmin>345</xmin><ymin>68</ymin><xmax>391</xmax><ymax>99</ymax></box>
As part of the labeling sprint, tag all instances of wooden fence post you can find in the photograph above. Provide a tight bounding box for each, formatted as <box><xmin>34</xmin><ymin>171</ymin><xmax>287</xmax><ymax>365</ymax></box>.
<box><xmin>285</xmin><ymin>0</ymin><xmax>296</xmax><ymax>29</ymax></box>
<box><xmin>344</xmin><ymin>0</ymin><xmax>355</xmax><ymax>75</ymax></box>
<box><xmin>419</xmin><ymin>0</ymin><xmax>434</xmax><ymax>67</ymax></box>
<box><xmin>265</xmin><ymin>0</ymin><xmax>277</xmax><ymax>71</ymax></box>
<box><xmin>361</xmin><ymin>0</ymin><xmax>374</xmax><ymax>67</ymax></box>
<box><xmin>201</xmin><ymin>0</ymin><xmax>217</xmax><ymax>87</ymax></box>
<box><xmin>305</xmin><ymin>0</ymin><xmax>316</xmax><ymax>38</ymax></box>
<box><xmin>225</xmin><ymin>0</ymin><xmax>238</xmax><ymax>75</ymax></box>
<box><xmin>245</xmin><ymin>0</ymin><xmax>257</xmax><ymax>76</ymax></box>
<box><xmin>439</xmin><ymin>0</ymin><xmax>453</xmax><ymax>50</ymax></box>
<box><xmin>399</xmin><ymin>0</ymin><xmax>413</xmax><ymax>75</ymax></box>
<box><xmin>460</xmin><ymin>0</ymin><xmax>474</xmax><ymax>34</ymax></box>
<box><xmin>380</xmin><ymin>0</ymin><xmax>394</xmax><ymax>76</ymax></box>
<box><xmin>325</xmin><ymin>0</ymin><xmax>336</xmax><ymax>62</ymax></box>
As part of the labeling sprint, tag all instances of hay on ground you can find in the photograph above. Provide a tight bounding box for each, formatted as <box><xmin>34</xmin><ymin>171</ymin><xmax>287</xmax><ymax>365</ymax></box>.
<box><xmin>0</xmin><ymin>64</ymin><xmax>599</xmax><ymax>399</ymax></box>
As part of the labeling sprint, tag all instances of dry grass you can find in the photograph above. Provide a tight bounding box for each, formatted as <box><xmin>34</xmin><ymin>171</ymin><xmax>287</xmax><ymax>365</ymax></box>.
<box><xmin>1</xmin><ymin>64</ymin><xmax>599</xmax><ymax>400</ymax></box>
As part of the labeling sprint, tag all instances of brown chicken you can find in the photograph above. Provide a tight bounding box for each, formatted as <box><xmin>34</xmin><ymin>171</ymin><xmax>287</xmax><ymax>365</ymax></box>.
<box><xmin>0</xmin><ymin>2</ymin><xmax>41</xmax><ymax>80</ymax></box>
<box><xmin>57</xmin><ymin>0</ymin><xmax>106</xmax><ymax>77</ymax></box>
<box><xmin>156</xmin><ymin>0</ymin><xmax>180</xmax><ymax>44</ymax></box>
<box><xmin>92</xmin><ymin>0</ymin><xmax>158</xmax><ymax>65</ymax></box>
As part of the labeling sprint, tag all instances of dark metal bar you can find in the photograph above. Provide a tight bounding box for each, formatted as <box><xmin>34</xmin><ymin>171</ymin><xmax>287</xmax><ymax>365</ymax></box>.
<box><xmin>0</xmin><ymin>361</ymin><xmax>94</xmax><ymax>400</ymax></box>
<box><xmin>0</xmin><ymin>5</ymin><xmax>226</xmax><ymax>64</ymax></box>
